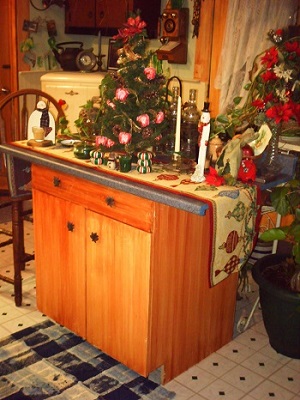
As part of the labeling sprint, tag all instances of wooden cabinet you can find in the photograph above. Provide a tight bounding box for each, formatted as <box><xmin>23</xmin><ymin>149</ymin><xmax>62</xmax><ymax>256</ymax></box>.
<box><xmin>31</xmin><ymin>163</ymin><xmax>238</xmax><ymax>383</ymax></box>
<box><xmin>41</xmin><ymin>72</ymin><xmax>105</xmax><ymax>133</ymax></box>
<box><xmin>65</xmin><ymin>0</ymin><xmax>161</xmax><ymax>38</ymax></box>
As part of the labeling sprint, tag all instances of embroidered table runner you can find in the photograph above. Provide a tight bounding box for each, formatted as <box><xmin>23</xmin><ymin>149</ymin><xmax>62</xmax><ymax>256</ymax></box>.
<box><xmin>11</xmin><ymin>142</ymin><xmax>259</xmax><ymax>287</ymax></box>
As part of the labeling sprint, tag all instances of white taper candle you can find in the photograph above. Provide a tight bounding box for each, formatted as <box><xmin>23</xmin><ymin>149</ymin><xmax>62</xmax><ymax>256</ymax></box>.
<box><xmin>175</xmin><ymin>95</ymin><xmax>181</xmax><ymax>153</ymax></box>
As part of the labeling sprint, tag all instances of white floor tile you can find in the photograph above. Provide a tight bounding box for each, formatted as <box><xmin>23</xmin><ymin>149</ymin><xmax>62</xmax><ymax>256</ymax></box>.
<box><xmin>221</xmin><ymin>365</ymin><xmax>264</xmax><ymax>392</ymax></box>
<box><xmin>216</xmin><ymin>340</ymin><xmax>256</xmax><ymax>364</ymax></box>
<box><xmin>269</xmin><ymin>365</ymin><xmax>300</xmax><ymax>394</ymax></box>
<box><xmin>196</xmin><ymin>353</ymin><xmax>237</xmax><ymax>378</ymax></box>
<box><xmin>259</xmin><ymin>343</ymin><xmax>292</xmax><ymax>365</ymax></box>
<box><xmin>234</xmin><ymin>328</ymin><xmax>269</xmax><ymax>351</ymax></box>
<box><xmin>163</xmin><ymin>380</ymin><xmax>195</xmax><ymax>399</ymax></box>
<box><xmin>248</xmin><ymin>379</ymin><xmax>295</xmax><ymax>400</ymax></box>
<box><xmin>0</xmin><ymin>324</ymin><xmax>10</xmax><ymax>339</ymax></box>
<box><xmin>174</xmin><ymin>365</ymin><xmax>217</xmax><ymax>393</ymax></box>
<box><xmin>287</xmin><ymin>358</ymin><xmax>300</xmax><ymax>373</ymax></box>
<box><xmin>2</xmin><ymin>313</ymin><xmax>39</xmax><ymax>334</ymax></box>
<box><xmin>241</xmin><ymin>351</ymin><xmax>283</xmax><ymax>378</ymax></box>
<box><xmin>197</xmin><ymin>378</ymin><xmax>245</xmax><ymax>400</ymax></box>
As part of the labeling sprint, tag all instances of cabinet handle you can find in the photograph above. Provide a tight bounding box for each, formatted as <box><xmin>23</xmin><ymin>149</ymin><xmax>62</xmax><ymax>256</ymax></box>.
<box><xmin>53</xmin><ymin>176</ymin><xmax>61</xmax><ymax>187</ymax></box>
<box><xmin>105</xmin><ymin>197</ymin><xmax>115</xmax><ymax>207</ymax></box>
<box><xmin>67</xmin><ymin>222</ymin><xmax>75</xmax><ymax>232</ymax></box>
<box><xmin>65</xmin><ymin>90</ymin><xmax>79</xmax><ymax>96</ymax></box>
<box><xmin>90</xmin><ymin>232</ymin><xmax>99</xmax><ymax>243</ymax></box>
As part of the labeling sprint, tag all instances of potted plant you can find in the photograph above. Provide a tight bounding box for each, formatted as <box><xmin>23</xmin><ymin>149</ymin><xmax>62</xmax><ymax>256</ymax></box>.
<box><xmin>251</xmin><ymin>178</ymin><xmax>300</xmax><ymax>359</ymax></box>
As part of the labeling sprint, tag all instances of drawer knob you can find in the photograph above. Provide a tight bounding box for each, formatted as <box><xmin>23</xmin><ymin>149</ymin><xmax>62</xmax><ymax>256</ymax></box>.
<box><xmin>90</xmin><ymin>232</ymin><xmax>99</xmax><ymax>243</ymax></box>
<box><xmin>53</xmin><ymin>176</ymin><xmax>61</xmax><ymax>187</ymax></box>
<box><xmin>67</xmin><ymin>222</ymin><xmax>74</xmax><ymax>232</ymax></box>
<box><xmin>105</xmin><ymin>197</ymin><xmax>115</xmax><ymax>207</ymax></box>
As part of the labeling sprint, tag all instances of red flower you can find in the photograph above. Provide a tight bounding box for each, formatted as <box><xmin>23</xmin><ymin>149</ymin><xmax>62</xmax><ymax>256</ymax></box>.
<box><xmin>261</xmin><ymin>46</ymin><xmax>278</xmax><ymax>68</ymax></box>
<box><xmin>261</xmin><ymin>70</ymin><xmax>277</xmax><ymax>82</ymax></box>
<box><xmin>113</xmin><ymin>16</ymin><xmax>147</xmax><ymax>43</ymax></box>
<box><xmin>205</xmin><ymin>167</ymin><xmax>225</xmax><ymax>186</ymax></box>
<box><xmin>252</xmin><ymin>99</ymin><xmax>265</xmax><ymax>109</ymax></box>
<box><xmin>285</xmin><ymin>40</ymin><xmax>300</xmax><ymax>56</ymax></box>
<box><xmin>265</xmin><ymin>103</ymin><xmax>294</xmax><ymax>123</ymax></box>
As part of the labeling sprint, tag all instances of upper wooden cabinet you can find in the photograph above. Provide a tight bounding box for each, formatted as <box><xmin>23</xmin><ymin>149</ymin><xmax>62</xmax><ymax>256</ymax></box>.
<box><xmin>65</xmin><ymin>0</ymin><xmax>161</xmax><ymax>38</ymax></box>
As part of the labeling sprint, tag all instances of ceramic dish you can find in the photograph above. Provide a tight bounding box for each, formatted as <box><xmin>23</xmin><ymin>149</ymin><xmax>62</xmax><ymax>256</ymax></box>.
<box><xmin>60</xmin><ymin>139</ymin><xmax>82</xmax><ymax>147</ymax></box>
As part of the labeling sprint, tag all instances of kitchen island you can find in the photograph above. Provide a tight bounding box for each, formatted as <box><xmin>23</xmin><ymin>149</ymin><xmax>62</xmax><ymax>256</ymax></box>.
<box><xmin>0</xmin><ymin>141</ymin><xmax>240</xmax><ymax>383</ymax></box>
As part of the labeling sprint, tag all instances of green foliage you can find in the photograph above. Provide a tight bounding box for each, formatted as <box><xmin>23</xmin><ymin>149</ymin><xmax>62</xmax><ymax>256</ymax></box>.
<box><xmin>260</xmin><ymin>180</ymin><xmax>300</xmax><ymax>265</ymax></box>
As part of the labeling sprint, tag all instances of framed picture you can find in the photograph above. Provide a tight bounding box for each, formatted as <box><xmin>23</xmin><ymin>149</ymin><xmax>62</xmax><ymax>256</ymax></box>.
<box><xmin>107</xmin><ymin>39</ymin><xmax>119</xmax><ymax>70</ymax></box>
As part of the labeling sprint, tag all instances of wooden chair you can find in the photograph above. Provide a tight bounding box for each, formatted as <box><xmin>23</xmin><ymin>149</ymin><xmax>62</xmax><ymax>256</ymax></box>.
<box><xmin>0</xmin><ymin>89</ymin><xmax>65</xmax><ymax>306</ymax></box>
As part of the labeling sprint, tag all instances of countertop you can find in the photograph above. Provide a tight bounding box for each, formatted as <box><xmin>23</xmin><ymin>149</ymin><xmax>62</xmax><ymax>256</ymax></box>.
<box><xmin>0</xmin><ymin>142</ymin><xmax>210</xmax><ymax>216</ymax></box>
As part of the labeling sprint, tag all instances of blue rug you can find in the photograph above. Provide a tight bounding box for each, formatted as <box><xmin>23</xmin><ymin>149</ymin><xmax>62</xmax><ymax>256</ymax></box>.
<box><xmin>0</xmin><ymin>320</ymin><xmax>176</xmax><ymax>399</ymax></box>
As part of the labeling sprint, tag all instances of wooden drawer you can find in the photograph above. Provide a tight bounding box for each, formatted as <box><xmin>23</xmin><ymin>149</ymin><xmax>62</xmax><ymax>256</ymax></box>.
<box><xmin>31</xmin><ymin>164</ymin><xmax>154</xmax><ymax>232</ymax></box>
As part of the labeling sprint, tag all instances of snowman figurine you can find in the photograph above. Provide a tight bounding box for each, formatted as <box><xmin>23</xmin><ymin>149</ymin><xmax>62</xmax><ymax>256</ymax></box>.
<box><xmin>191</xmin><ymin>102</ymin><xmax>210</xmax><ymax>183</ymax></box>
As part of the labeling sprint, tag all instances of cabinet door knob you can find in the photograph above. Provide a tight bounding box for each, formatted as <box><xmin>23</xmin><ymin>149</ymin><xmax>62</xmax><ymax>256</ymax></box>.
<box><xmin>105</xmin><ymin>197</ymin><xmax>115</xmax><ymax>207</ymax></box>
<box><xmin>53</xmin><ymin>176</ymin><xmax>61</xmax><ymax>187</ymax></box>
<box><xmin>90</xmin><ymin>232</ymin><xmax>99</xmax><ymax>243</ymax></box>
<box><xmin>65</xmin><ymin>90</ymin><xmax>79</xmax><ymax>96</ymax></box>
<box><xmin>67</xmin><ymin>222</ymin><xmax>75</xmax><ymax>232</ymax></box>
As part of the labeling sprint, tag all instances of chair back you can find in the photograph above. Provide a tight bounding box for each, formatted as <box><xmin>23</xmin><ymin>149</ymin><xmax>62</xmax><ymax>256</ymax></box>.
<box><xmin>0</xmin><ymin>89</ymin><xmax>65</xmax><ymax>197</ymax></box>
<box><xmin>0</xmin><ymin>88</ymin><xmax>65</xmax><ymax>144</ymax></box>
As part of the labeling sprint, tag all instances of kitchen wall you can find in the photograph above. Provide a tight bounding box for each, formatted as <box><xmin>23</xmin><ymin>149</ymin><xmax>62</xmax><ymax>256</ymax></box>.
<box><xmin>24</xmin><ymin>0</ymin><xmax>206</xmax><ymax>106</ymax></box>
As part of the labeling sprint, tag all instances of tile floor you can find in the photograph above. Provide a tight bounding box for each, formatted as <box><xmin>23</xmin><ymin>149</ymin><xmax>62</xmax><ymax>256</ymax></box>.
<box><xmin>0</xmin><ymin>213</ymin><xmax>299</xmax><ymax>400</ymax></box>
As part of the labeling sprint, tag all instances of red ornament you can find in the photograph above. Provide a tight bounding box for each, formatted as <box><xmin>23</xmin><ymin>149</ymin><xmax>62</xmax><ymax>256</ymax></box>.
<box><xmin>241</xmin><ymin>144</ymin><xmax>254</xmax><ymax>158</ymax></box>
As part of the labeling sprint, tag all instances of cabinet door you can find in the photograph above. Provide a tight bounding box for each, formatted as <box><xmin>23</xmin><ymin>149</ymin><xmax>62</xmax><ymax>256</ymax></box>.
<box><xmin>65</xmin><ymin>0</ymin><xmax>95</xmax><ymax>29</ymax></box>
<box><xmin>86</xmin><ymin>210</ymin><xmax>152</xmax><ymax>376</ymax></box>
<box><xmin>96</xmin><ymin>0</ymin><xmax>133</xmax><ymax>31</ymax></box>
<box><xmin>33</xmin><ymin>189</ymin><xmax>86</xmax><ymax>338</ymax></box>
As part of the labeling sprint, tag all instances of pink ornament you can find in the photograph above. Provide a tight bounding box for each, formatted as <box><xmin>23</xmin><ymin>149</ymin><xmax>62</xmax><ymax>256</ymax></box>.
<box><xmin>144</xmin><ymin>67</ymin><xmax>156</xmax><ymax>80</ymax></box>
<box><xmin>119</xmin><ymin>131</ymin><xmax>132</xmax><ymax>144</ymax></box>
<box><xmin>95</xmin><ymin>136</ymin><xmax>108</xmax><ymax>146</ymax></box>
<box><xmin>155</xmin><ymin>111</ymin><xmax>164</xmax><ymax>124</ymax></box>
<box><xmin>115</xmin><ymin>88</ymin><xmax>129</xmax><ymax>102</ymax></box>
<box><xmin>107</xmin><ymin>100</ymin><xmax>116</xmax><ymax>109</ymax></box>
<box><xmin>136</xmin><ymin>114</ymin><xmax>150</xmax><ymax>127</ymax></box>
<box><xmin>106</xmin><ymin>139</ymin><xmax>116</xmax><ymax>148</ymax></box>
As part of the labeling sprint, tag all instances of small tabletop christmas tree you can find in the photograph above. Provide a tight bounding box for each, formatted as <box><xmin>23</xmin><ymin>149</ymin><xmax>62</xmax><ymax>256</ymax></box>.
<box><xmin>96</xmin><ymin>14</ymin><xmax>169</xmax><ymax>154</ymax></box>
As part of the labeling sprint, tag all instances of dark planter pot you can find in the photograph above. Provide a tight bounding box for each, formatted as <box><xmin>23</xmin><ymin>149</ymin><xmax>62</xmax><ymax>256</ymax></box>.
<box><xmin>252</xmin><ymin>254</ymin><xmax>300</xmax><ymax>359</ymax></box>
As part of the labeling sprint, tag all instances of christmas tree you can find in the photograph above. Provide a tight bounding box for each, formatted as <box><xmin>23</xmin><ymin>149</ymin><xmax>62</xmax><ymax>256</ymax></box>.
<box><xmin>96</xmin><ymin>14</ymin><xmax>169</xmax><ymax>154</ymax></box>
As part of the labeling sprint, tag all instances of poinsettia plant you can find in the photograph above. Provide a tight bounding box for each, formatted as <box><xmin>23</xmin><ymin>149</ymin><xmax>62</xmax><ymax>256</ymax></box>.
<box><xmin>95</xmin><ymin>14</ymin><xmax>169</xmax><ymax>154</ymax></box>
<box><xmin>212</xmin><ymin>28</ymin><xmax>300</xmax><ymax>138</ymax></box>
